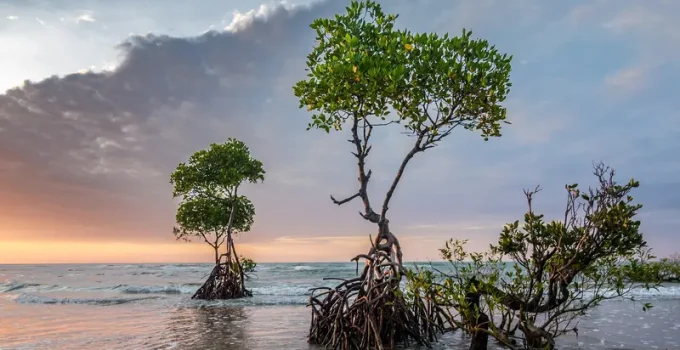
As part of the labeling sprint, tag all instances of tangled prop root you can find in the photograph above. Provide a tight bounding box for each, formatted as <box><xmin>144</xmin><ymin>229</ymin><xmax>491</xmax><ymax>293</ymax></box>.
<box><xmin>308</xmin><ymin>250</ymin><xmax>450</xmax><ymax>349</ymax></box>
<box><xmin>192</xmin><ymin>255</ymin><xmax>251</xmax><ymax>300</ymax></box>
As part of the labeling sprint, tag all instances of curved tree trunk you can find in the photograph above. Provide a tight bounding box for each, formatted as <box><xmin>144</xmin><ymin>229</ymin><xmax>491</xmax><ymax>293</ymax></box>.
<box><xmin>306</xmin><ymin>114</ymin><xmax>446</xmax><ymax>348</ymax></box>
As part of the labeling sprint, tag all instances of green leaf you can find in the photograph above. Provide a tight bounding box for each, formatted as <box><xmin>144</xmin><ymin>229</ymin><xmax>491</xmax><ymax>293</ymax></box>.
<box><xmin>170</xmin><ymin>139</ymin><xmax>265</xmax><ymax>248</ymax></box>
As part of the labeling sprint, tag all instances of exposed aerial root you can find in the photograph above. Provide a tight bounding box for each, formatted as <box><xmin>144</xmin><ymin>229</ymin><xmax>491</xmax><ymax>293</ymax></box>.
<box><xmin>192</xmin><ymin>242</ymin><xmax>250</xmax><ymax>300</ymax></box>
<box><xmin>308</xmin><ymin>249</ymin><xmax>451</xmax><ymax>349</ymax></box>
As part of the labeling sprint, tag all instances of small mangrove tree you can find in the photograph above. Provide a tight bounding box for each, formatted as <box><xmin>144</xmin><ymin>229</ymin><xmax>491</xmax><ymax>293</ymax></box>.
<box><xmin>170</xmin><ymin>139</ymin><xmax>265</xmax><ymax>300</ymax></box>
<box><xmin>412</xmin><ymin>163</ymin><xmax>661</xmax><ymax>350</ymax></box>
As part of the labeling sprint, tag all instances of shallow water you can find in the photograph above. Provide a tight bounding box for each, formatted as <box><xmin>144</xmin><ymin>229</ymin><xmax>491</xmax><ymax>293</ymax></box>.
<box><xmin>1</xmin><ymin>263</ymin><xmax>679</xmax><ymax>349</ymax></box>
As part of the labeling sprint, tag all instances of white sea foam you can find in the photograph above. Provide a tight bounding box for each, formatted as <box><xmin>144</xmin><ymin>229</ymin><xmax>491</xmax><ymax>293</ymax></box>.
<box><xmin>14</xmin><ymin>293</ymin><xmax>161</xmax><ymax>305</ymax></box>
<box><xmin>0</xmin><ymin>282</ymin><xmax>42</xmax><ymax>293</ymax></box>
<box><xmin>631</xmin><ymin>284</ymin><xmax>680</xmax><ymax>299</ymax></box>
<box><xmin>251</xmin><ymin>285</ymin><xmax>312</xmax><ymax>296</ymax></box>
<box><xmin>0</xmin><ymin>282</ymin><xmax>68</xmax><ymax>293</ymax></box>
<box><xmin>580</xmin><ymin>284</ymin><xmax>680</xmax><ymax>300</ymax></box>
<box><xmin>3</xmin><ymin>265</ymin><xmax>680</xmax><ymax>308</ymax></box>
<box><xmin>115</xmin><ymin>284</ymin><xmax>199</xmax><ymax>295</ymax></box>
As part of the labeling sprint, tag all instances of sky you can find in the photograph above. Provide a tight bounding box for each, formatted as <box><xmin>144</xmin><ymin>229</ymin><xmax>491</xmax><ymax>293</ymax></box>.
<box><xmin>0</xmin><ymin>0</ymin><xmax>678</xmax><ymax>264</ymax></box>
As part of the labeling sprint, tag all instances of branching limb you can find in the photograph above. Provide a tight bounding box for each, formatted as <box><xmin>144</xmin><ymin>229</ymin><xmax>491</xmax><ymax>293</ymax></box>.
<box><xmin>330</xmin><ymin>193</ymin><xmax>361</xmax><ymax>205</ymax></box>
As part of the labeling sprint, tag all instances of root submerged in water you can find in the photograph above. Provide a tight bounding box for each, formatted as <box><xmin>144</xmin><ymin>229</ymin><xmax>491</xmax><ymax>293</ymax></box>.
<box><xmin>192</xmin><ymin>252</ymin><xmax>251</xmax><ymax>300</ymax></box>
<box><xmin>308</xmin><ymin>250</ymin><xmax>449</xmax><ymax>349</ymax></box>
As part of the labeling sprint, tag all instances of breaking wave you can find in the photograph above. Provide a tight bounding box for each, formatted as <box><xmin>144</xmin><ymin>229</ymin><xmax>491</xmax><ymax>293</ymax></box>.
<box><xmin>0</xmin><ymin>282</ymin><xmax>44</xmax><ymax>293</ymax></box>
<box><xmin>14</xmin><ymin>293</ymin><xmax>162</xmax><ymax>305</ymax></box>
<box><xmin>115</xmin><ymin>284</ymin><xmax>200</xmax><ymax>295</ymax></box>
<box><xmin>2</xmin><ymin>263</ymin><xmax>679</xmax><ymax>308</ymax></box>
<box><xmin>293</xmin><ymin>265</ymin><xmax>316</xmax><ymax>271</ymax></box>
<box><xmin>1</xmin><ymin>282</ymin><xmax>315</xmax><ymax>298</ymax></box>
<box><xmin>251</xmin><ymin>285</ymin><xmax>312</xmax><ymax>296</ymax></box>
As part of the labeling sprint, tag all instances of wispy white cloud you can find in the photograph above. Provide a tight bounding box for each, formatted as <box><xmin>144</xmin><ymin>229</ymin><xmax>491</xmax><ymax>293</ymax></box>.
<box><xmin>76</xmin><ymin>13</ymin><xmax>96</xmax><ymax>23</ymax></box>
<box><xmin>35</xmin><ymin>17</ymin><xmax>45</xmax><ymax>25</ymax></box>
<box><xmin>505</xmin><ymin>100</ymin><xmax>568</xmax><ymax>145</ymax></box>
<box><xmin>604</xmin><ymin>65</ymin><xmax>648</xmax><ymax>93</ymax></box>
<box><xmin>599</xmin><ymin>2</ymin><xmax>680</xmax><ymax>94</ymax></box>
<box><xmin>225</xmin><ymin>1</ymin><xmax>303</xmax><ymax>32</ymax></box>
<box><xmin>6</xmin><ymin>15</ymin><xmax>18</xmax><ymax>21</ymax></box>
<box><xmin>274</xmin><ymin>235</ymin><xmax>365</xmax><ymax>244</ymax></box>
<box><xmin>601</xmin><ymin>5</ymin><xmax>662</xmax><ymax>33</ymax></box>
<box><xmin>562</xmin><ymin>3</ymin><xmax>596</xmax><ymax>25</ymax></box>
<box><xmin>404</xmin><ymin>223</ymin><xmax>500</xmax><ymax>232</ymax></box>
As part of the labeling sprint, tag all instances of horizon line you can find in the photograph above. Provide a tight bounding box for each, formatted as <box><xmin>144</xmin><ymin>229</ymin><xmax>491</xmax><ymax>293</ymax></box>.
<box><xmin>0</xmin><ymin>260</ymin><xmax>455</xmax><ymax>266</ymax></box>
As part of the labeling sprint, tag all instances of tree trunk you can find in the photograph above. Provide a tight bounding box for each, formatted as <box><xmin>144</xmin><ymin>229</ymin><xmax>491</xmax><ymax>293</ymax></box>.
<box><xmin>520</xmin><ymin>320</ymin><xmax>555</xmax><ymax>350</ymax></box>
<box><xmin>192</xmin><ymin>191</ymin><xmax>251</xmax><ymax>300</ymax></box>
<box><xmin>466</xmin><ymin>288</ymin><xmax>489</xmax><ymax>350</ymax></box>
<box><xmin>469</xmin><ymin>311</ymin><xmax>489</xmax><ymax>350</ymax></box>
<box><xmin>229</xmin><ymin>233</ymin><xmax>246</xmax><ymax>295</ymax></box>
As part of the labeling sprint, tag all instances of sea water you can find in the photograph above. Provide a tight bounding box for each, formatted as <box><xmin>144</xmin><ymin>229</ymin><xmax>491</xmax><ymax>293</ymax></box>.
<box><xmin>1</xmin><ymin>263</ymin><xmax>679</xmax><ymax>349</ymax></box>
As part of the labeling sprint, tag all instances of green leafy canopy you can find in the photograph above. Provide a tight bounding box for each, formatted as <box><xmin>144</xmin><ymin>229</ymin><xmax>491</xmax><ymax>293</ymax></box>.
<box><xmin>174</xmin><ymin>195</ymin><xmax>255</xmax><ymax>242</ymax></box>
<box><xmin>293</xmin><ymin>0</ymin><xmax>512</xmax><ymax>142</ymax></box>
<box><xmin>170</xmin><ymin>138</ymin><xmax>265</xmax><ymax>244</ymax></box>
<box><xmin>170</xmin><ymin>138</ymin><xmax>265</xmax><ymax>200</ymax></box>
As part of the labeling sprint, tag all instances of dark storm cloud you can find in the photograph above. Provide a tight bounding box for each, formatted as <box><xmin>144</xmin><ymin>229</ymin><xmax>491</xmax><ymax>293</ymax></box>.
<box><xmin>0</xmin><ymin>1</ymin><xmax>342</xmax><ymax>182</ymax></box>
<box><xmin>0</xmin><ymin>1</ymin><xmax>348</xmax><ymax>241</ymax></box>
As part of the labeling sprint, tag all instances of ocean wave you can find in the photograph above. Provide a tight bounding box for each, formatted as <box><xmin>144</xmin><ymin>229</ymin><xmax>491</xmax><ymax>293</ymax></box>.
<box><xmin>72</xmin><ymin>283</ymin><xmax>313</xmax><ymax>297</ymax></box>
<box><xmin>14</xmin><ymin>293</ymin><xmax>162</xmax><ymax>305</ymax></box>
<box><xmin>115</xmin><ymin>284</ymin><xmax>200</xmax><ymax>295</ymax></box>
<box><xmin>257</xmin><ymin>264</ymin><xmax>353</xmax><ymax>273</ymax></box>
<box><xmin>629</xmin><ymin>284</ymin><xmax>680</xmax><ymax>299</ymax></box>
<box><xmin>0</xmin><ymin>282</ymin><xmax>68</xmax><ymax>293</ymax></box>
<box><xmin>111</xmin><ymin>282</ymin><xmax>316</xmax><ymax>298</ymax></box>
<box><xmin>0</xmin><ymin>282</ymin><xmax>43</xmax><ymax>293</ymax></box>
<box><xmin>191</xmin><ymin>295</ymin><xmax>309</xmax><ymax>306</ymax></box>
<box><xmin>251</xmin><ymin>285</ymin><xmax>312</xmax><ymax>296</ymax></box>
<box><xmin>575</xmin><ymin>284</ymin><xmax>680</xmax><ymax>301</ymax></box>
<box><xmin>0</xmin><ymin>282</ymin><xmax>202</xmax><ymax>295</ymax></box>
<box><xmin>293</xmin><ymin>265</ymin><xmax>316</xmax><ymax>271</ymax></box>
<box><xmin>130</xmin><ymin>271</ymin><xmax>159</xmax><ymax>276</ymax></box>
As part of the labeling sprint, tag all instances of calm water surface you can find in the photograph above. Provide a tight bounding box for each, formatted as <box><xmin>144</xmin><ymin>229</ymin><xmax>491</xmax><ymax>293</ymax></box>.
<box><xmin>1</xmin><ymin>263</ymin><xmax>679</xmax><ymax>349</ymax></box>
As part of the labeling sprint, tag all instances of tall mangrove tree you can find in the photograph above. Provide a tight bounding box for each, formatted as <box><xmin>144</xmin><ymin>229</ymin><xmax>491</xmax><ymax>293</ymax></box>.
<box><xmin>293</xmin><ymin>1</ymin><xmax>513</xmax><ymax>348</ymax></box>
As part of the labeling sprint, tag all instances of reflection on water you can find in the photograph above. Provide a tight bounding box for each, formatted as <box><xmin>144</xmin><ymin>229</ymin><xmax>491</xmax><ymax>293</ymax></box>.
<box><xmin>167</xmin><ymin>306</ymin><xmax>252</xmax><ymax>349</ymax></box>
<box><xmin>165</xmin><ymin>304</ymin><xmax>326</xmax><ymax>350</ymax></box>
<box><xmin>1</xmin><ymin>297</ymin><xmax>678</xmax><ymax>350</ymax></box>
<box><xmin>162</xmin><ymin>305</ymin><xmax>479</xmax><ymax>350</ymax></box>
